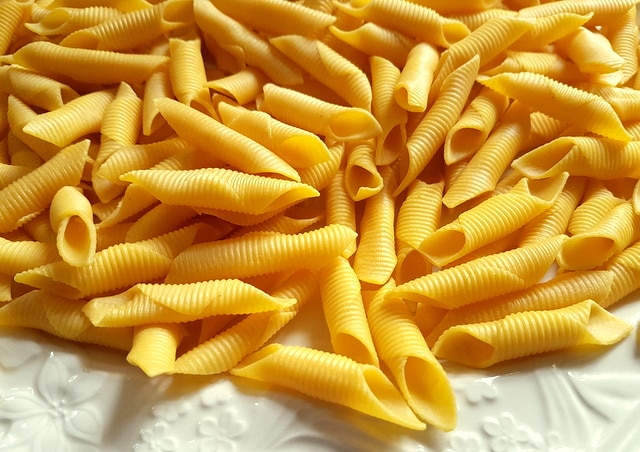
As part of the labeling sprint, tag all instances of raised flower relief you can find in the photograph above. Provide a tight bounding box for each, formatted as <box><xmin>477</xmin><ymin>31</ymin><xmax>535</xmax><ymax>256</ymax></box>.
<box><xmin>445</xmin><ymin>431</ymin><xmax>483</xmax><ymax>452</ymax></box>
<box><xmin>481</xmin><ymin>412</ymin><xmax>545</xmax><ymax>452</ymax></box>
<box><xmin>0</xmin><ymin>352</ymin><xmax>106</xmax><ymax>452</ymax></box>
<box><xmin>196</xmin><ymin>409</ymin><xmax>246</xmax><ymax>452</ymax></box>
<box><xmin>135</xmin><ymin>421</ymin><xmax>179</xmax><ymax>452</ymax></box>
<box><xmin>463</xmin><ymin>378</ymin><xmax>498</xmax><ymax>405</ymax></box>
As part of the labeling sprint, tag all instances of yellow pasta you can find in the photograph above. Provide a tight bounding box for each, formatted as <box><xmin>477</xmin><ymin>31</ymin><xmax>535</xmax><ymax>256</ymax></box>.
<box><xmin>83</xmin><ymin>279</ymin><xmax>296</xmax><ymax>327</ymax></box>
<box><xmin>513</xmin><ymin>136</ymin><xmax>640</xmax><ymax>180</ymax></box>
<box><xmin>5</xmin><ymin>66</ymin><xmax>79</xmax><ymax>111</ymax></box>
<box><xmin>2</xmin><ymin>41</ymin><xmax>170</xmax><ymax>85</ymax></box>
<box><xmin>7</xmin><ymin>95</ymin><xmax>62</xmax><ymax>161</ymax></box>
<box><xmin>484</xmin><ymin>51</ymin><xmax>587</xmax><ymax>85</ymax></box>
<box><xmin>426</xmin><ymin>269</ymin><xmax>615</xmax><ymax>346</ymax></box>
<box><xmin>0</xmin><ymin>139</ymin><xmax>88</xmax><ymax>233</ymax></box>
<box><xmin>555</xmin><ymin>26</ymin><xmax>625</xmax><ymax>75</ymax></box>
<box><xmin>126</xmin><ymin>323</ymin><xmax>183</xmax><ymax>377</ymax></box>
<box><xmin>569</xmin><ymin>181</ymin><xmax>625</xmax><ymax>236</ymax></box>
<box><xmin>231</xmin><ymin>343</ymin><xmax>426</xmax><ymax>430</ymax></box>
<box><xmin>206</xmin><ymin>68</ymin><xmax>269</xmax><ymax>106</ymax></box>
<box><xmin>365</xmin><ymin>280</ymin><xmax>456</xmax><ymax>431</ymax></box>
<box><xmin>0</xmin><ymin>0</ymin><xmax>30</xmax><ymax>55</ymax></box>
<box><xmin>324</xmin><ymin>170</ymin><xmax>357</xmax><ymax>257</ymax></box>
<box><xmin>24</xmin><ymin>6</ymin><xmax>122</xmax><ymax>37</ymax></box>
<box><xmin>389</xmin><ymin>234</ymin><xmax>567</xmax><ymax>309</ymax></box>
<box><xmin>155</xmin><ymin>97</ymin><xmax>299</xmax><ymax>180</ymax></box>
<box><xmin>126</xmin><ymin>204</ymin><xmax>198</xmax><ymax>242</ymax></box>
<box><xmin>394</xmin><ymin>42</ymin><xmax>439</xmax><ymax>113</ymax></box>
<box><xmin>46</xmin><ymin>0</ymin><xmax>152</xmax><ymax>13</ymax></box>
<box><xmin>432</xmin><ymin>299</ymin><xmax>632</xmax><ymax>368</ymax></box>
<box><xmin>334</xmin><ymin>0</ymin><xmax>469</xmax><ymax>48</ymax></box>
<box><xmin>59</xmin><ymin>0</ymin><xmax>193</xmax><ymax>51</ymax></box>
<box><xmin>608</xmin><ymin>5</ymin><xmax>639</xmax><ymax>85</ymax></box>
<box><xmin>421</xmin><ymin>175</ymin><xmax>566</xmax><ymax>267</ymax></box>
<box><xmin>601</xmin><ymin>239</ymin><xmax>640</xmax><ymax>308</ymax></box>
<box><xmin>49</xmin><ymin>186</ymin><xmax>97</xmax><ymax>267</ymax></box>
<box><xmin>0</xmin><ymin>236</ymin><xmax>59</xmax><ymax>276</ymax></box>
<box><xmin>270</xmin><ymin>35</ymin><xmax>372</xmax><ymax>111</ymax></box>
<box><xmin>344</xmin><ymin>140</ymin><xmax>383</xmax><ymax>201</ymax></box>
<box><xmin>217</xmin><ymin>102</ymin><xmax>330</xmax><ymax>168</ymax></box>
<box><xmin>443</xmin><ymin>100</ymin><xmax>531</xmax><ymax>208</ymax></box>
<box><xmin>193</xmin><ymin>0</ymin><xmax>303</xmax><ymax>86</ymax></box>
<box><xmin>518</xmin><ymin>0</ymin><xmax>639</xmax><ymax>24</ymax></box>
<box><xmin>168</xmin><ymin>37</ymin><xmax>214</xmax><ymax>114</ymax></box>
<box><xmin>259</xmin><ymin>83</ymin><xmax>382</xmax><ymax>142</ymax></box>
<box><xmin>165</xmin><ymin>224</ymin><xmax>358</xmax><ymax>283</ymax></box>
<box><xmin>582</xmin><ymin>85</ymin><xmax>640</xmax><ymax>123</ymax></box>
<box><xmin>396</xmin><ymin>178</ymin><xmax>444</xmax><ymax>250</ymax></box>
<box><xmin>509</xmin><ymin>12</ymin><xmax>594</xmax><ymax>52</ymax></box>
<box><xmin>479</xmin><ymin>72</ymin><xmax>632</xmax><ymax>142</ymax></box>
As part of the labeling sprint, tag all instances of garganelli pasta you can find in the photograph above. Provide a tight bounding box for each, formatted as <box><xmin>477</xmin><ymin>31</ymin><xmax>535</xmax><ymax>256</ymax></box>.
<box><xmin>1</xmin><ymin>0</ymin><xmax>640</xmax><ymax>435</ymax></box>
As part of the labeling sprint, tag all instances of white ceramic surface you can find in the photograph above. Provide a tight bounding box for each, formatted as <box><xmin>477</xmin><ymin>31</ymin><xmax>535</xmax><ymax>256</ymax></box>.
<box><xmin>1</xmin><ymin>293</ymin><xmax>639</xmax><ymax>452</ymax></box>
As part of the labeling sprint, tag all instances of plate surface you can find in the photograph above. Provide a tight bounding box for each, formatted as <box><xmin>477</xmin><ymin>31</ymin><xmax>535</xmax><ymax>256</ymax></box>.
<box><xmin>1</xmin><ymin>293</ymin><xmax>639</xmax><ymax>452</ymax></box>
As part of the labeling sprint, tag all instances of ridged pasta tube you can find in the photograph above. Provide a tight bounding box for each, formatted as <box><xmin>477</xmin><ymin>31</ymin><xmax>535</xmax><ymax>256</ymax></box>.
<box><xmin>126</xmin><ymin>324</ymin><xmax>183</xmax><ymax>377</ymax></box>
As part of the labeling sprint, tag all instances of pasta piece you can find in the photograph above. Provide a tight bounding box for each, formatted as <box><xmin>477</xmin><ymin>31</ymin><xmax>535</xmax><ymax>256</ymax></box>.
<box><xmin>168</xmin><ymin>37</ymin><xmax>213</xmax><ymax>115</ymax></box>
<box><xmin>479</xmin><ymin>72</ymin><xmax>632</xmax><ymax>142</ymax></box>
<box><xmin>155</xmin><ymin>97</ymin><xmax>299</xmax><ymax>180</ymax></box>
<box><xmin>344</xmin><ymin>140</ymin><xmax>383</xmax><ymax>201</ymax></box>
<box><xmin>230</xmin><ymin>343</ymin><xmax>426</xmax><ymax>431</ymax></box>
<box><xmin>126</xmin><ymin>323</ymin><xmax>183</xmax><ymax>377</ymax></box>
<box><xmin>569</xmin><ymin>181</ymin><xmax>624</xmax><ymax>236</ymax></box>
<box><xmin>15</xmin><ymin>223</ymin><xmax>200</xmax><ymax>299</ymax></box>
<box><xmin>395</xmin><ymin>55</ymin><xmax>479</xmax><ymax>195</ymax></box>
<box><xmin>394</xmin><ymin>42</ymin><xmax>439</xmax><ymax>113</ymax></box>
<box><xmin>0</xmin><ymin>163</ymin><xmax>31</xmax><ymax>189</ymax></box>
<box><xmin>607</xmin><ymin>5</ymin><xmax>638</xmax><ymax>85</ymax></box>
<box><xmin>165</xmin><ymin>223</ymin><xmax>358</xmax><ymax>283</ymax></box>
<box><xmin>395</xmin><ymin>241</ymin><xmax>433</xmax><ymax>285</ymax></box>
<box><xmin>407</xmin><ymin>0</ymin><xmax>500</xmax><ymax>14</ymax></box>
<box><xmin>211</xmin><ymin>0</ymin><xmax>335</xmax><ymax>37</ymax></box>
<box><xmin>23</xmin><ymin>89</ymin><xmax>115</xmax><ymax>148</ymax></box>
<box><xmin>121</xmin><ymin>167</ymin><xmax>318</xmax><ymax>215</ymax></box>
<box><xmin>421</xmin><ymin>174</ymin><xmax>567</xmax><ymax>268</ymax></box>
<box><xmin>125</xmin><ymin>204</ymin><xmax>198</xmax><ymax>243</ymax></box>
<box><xmin>49</xmin><ymin>186</ymin><xmax>97</xmax><ymax>267</ymax></box>
<box><xmin>483</xmin><ymin>51</ymin><xmax>586</xmax><ymax>85</ymax></box>
<box><xmin>602</xmin><ymin>240</ymin><xmax>640</xmax><ymax>308</ymax></box>
<box><xmin>7</xmin><ymin>95</ymin><xmax>60</xmax><ymax>161</ymax></box>
<box><xmin>0</xmin><ymin>236</ymin><xmax>59</xmax><ymax>276</ymax></box>
<box><xmin>389</xmin><ymin>234</ymin><xmax>567</xmax><ymax>309</ymax></box>
<box><xmin>443</xmin><ymin>100</ymin><xmax>531</xmax><ymax>208</ymax></box>
<box><xmin>6</xmin><ymin>66</ymin><xmax>79</xmax><ymax>111</ymax></box>
<box><xmin>353</xmin><ymin>166</ymin><xmax>397</xmax><ymax>284</ymax></box>
<box><xmin>509</xmin><ymin>12</ymin><xmax>594</xmax><ymax>51</ymax></box>
<box><xmin>174</xmin><ymin>269</ymin><xmax>317</xmax><ymax>375</ymax></box>
<box><xmin>0</xmin><ymin>0</ymin><xmax>30</xmax><ymax>55</ymax></box>
<box><xmin>370</xmin><ymin>56</ymin><xmax>408</xmax><ymax>165</ymax></box>
<box><xmin>554</xmin><ymin>26</ymin><xmax>625</xmax><ymax>75</ymax></box>
<box><xmin>449</xmin><ymin>8</ymin><xmax>518</xmax><ymax>31</ymax></box>
<box><xmin>318</xmin><ymin>256</ymin><xmax>378</xmax><ymax>366</ymax></box>
<box><xmin>24</xmin><ymin>6</ymin><xmax>122</xmax><ymax>37</ymax></box>
<box><xmin>3</xmin><ymin>41</ymin><xmax>170</xmax><ymax>85</ymax></box>
<box><xmin>444</xmin><ymin>86</ymin><xmax>509</xmax><ymax>165</ymax></box>
<box><xmin>512</xmin><ymin>136</ymin><xmax>640</xmax><ymax>180</ymax></box>
<box><xmin>396</xmin><ymin>178</ymin><xmax>444</xmax><ymax>250</ymax></box>
<box><xmin>141</xmin><ymin>41</ymin><xmax>171</xmax><ymax>136</ymax></box>
<box><xmin>330</xmin><ymin>22</ymin><xmax>414</xmax><ymax>68</ymax></box>
<box><xmin>270</xmin><ymin>34</ymin><xmax>372</xmax><ymax>110</ymax></box>
<box><xmin>59</xmin><ymin>0</ymin><xmax>193</xmax><ymax>51</ymax></box>
<box><xmin>324</xmin><ymin>170</ymin><xmax>357</xmax><ymax>257</ymax></box>
<box><xmin>517</xmin><ymin>176</ymin><xmax>587</xmax><ymax>247</ymax></box>
<box><xmin>334</xmin><ymin>0</ymin><xmax>469</xmax><ymax>48</ymax></box>
<box><xmin>426</xmin><ymin>269</ymin><xmax>615</xmax><ymax>346</ymax></box>
<box><xmin>430</xmin><ymin>15</ymin><xmax>534</xmax><ymax>100</ymax></box>
<box><xmin>259</xmin><ymin>83</ymin><xmax>382</xmax><ymax>142</ymax></box>
<box><xmin>0</xmin><ymin>290</ymin><xmax>133</xmax><ymax>351</ymax></box>
<box><xmin>432</xmin><ymin>299</ymin><xmax>632</xmax><ymax>368</ymax></box>
<box><xmin>558</xmin><ymin>202</ymin><xmax>640</xmax><ymax>271</ymax></box>
<box><xmin>0</xmin><ymin>139</ymin><xmax>89</xmax><ymax>233</ymax></box>
<box><xmin>217</xmin><ymin>103</ymin><xmax>330</xmax><ymax>168</ymax></box>
<box><xmin>581</xmin><ymin>85</ymin><xmax>640</xmax><ymax>123</ymax></box>
<box><xmin>84</xmin><ymin>279</ymin><xmax>296</xmax><ymax>327</ymax></box>
<box><xmin>193</xmin><ymin>0</ymin><xmax>303</xmax><ymax>86</ymax></box>
<box><xmin>518</xmin><ymin>0</ymin><xmax>639</xmax><ymax>24</ymax></box>
<box><xmin>206</xmin><ymin>68</ymin><xmax>269</xmax><ymax>106</ymax></box>
<box><xmin>46</xmin><ymin>0</ymin><xmax>152</xmax><ymax>13</ymax></box>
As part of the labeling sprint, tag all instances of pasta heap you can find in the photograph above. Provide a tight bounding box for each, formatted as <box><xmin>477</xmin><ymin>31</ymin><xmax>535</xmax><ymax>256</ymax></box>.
<box><xmin>0</xmin><ymin>0</ymin><xmax>639</xmax><ymax>433</ymax></box>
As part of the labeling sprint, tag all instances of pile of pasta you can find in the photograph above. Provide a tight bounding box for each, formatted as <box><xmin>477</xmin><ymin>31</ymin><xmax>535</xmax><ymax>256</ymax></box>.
<box><xmin>1</xmin><ymin>0</ymin><xmax>640</xmax><ymax>433</ymax></box>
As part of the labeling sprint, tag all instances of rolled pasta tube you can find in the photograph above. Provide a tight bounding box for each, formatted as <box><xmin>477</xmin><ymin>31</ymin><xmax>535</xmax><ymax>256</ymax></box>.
<box><xmin>365</xmin><ymin>280</ymin><xmax>456</xmax><ymax>431</ymax></box>
<box><xmin>260</xmin><ymin>83</ymin><xmax>382</xmax><ymax>142</ymax></box>
<box><xmin>127</xmin><ymin>323</ymin><xmax>183</xmax><ymax>377</ymax></box>
<box><xmin>426</xmin><ymin>269</ymin><xmax>615</xmax><ymax>346</ymax></box>
<box><xmin>0</xmin><ymin>290</ymin><xmax>133</xmax><ymax>351</ymax></box>
<box><xmin>344</xmin><ymin>140</ymin><xmax>383</xmax><ymax>201</ymax></box>
<box><xmin>217</xmin><ymin>103</ymin><xmax>330</xmax><ymax>168</ymax></box>
<box><xmin>601</xmin><ymin>240</ymin><xmax>640</xmax><ymax>308</ymax></box>
<box><xmin>83</xmin><ymin>279</ymin><xmax>297</xmax><ymax>327</ymax></box>
<box><xmin>0</xmin><ymin>0</ymin><xmax>30</xmax><ymax>55</ymax></box>
<box><xmin>0</xmin><ymin>236</ymin><xmax>59</xmax><ymax>276</ymax></box>
<box><xmin>389</xmin><ymin>234</ymin><xmax>567</xmax><ymax>309</ymax></box>
<box><xmin>24</xmin><ymin>6</ymin><xmax>122</xmax><ymax>37</ymax></box>
<box><xmin>394</xmin><ymin>42</ymin><xmax>439</xmax><ymax>113</ymax></box>
<box><xmin>206</xmin><ymin>68</ymin><xmax>269</xmax><ymax>105</ymax></box>
<box><xmin>166</xmin><ymin>224</ymin><xmax>358</xmax><ymax>283</ymax></box>
<box><xmin>420</xmin><ymin>174</ymin><xmax>567</xmax><ymax>268</ymax></box>
<box><xmin>479</xmin><ymin>72</ymin><xmax>632</xmax><ymax>142</ymax></box>
<box><xmin>230</xmin><ymin>343</ymin><xmax>426</xmax><ymax>431</ymax></box>
<box><xmin>59</xmin><ymin>0</ymin><xmax>193</xmax><ymax>51</ymax></box>
<box><xmin>270</xmin><ymin>34</ymin><xmax>372</xmax><ymax>110</ymax></box>
<box><xmin>395</xmin><ymin>178</ymin><xmax>444</xmax><ymax>250</ymax></box>
<box><xmin>15</xmin><ymin>223</ymin><xmax>201</xmax><ymax>299</ymax></box>
<box><xmin>168</xmin><ymin>37</ymin><xmax>214</xmax><ymax>115</ymax></box>
<box><xmin>6</xmin><ymin>66</ymin><xmax>79</xmax><ymax>111</ymax></box>
<box><xmin>324</xmin><ymin>170</ymin><xmax>357</xmax><ymax>258</ymax></box>
<box><xmin>509</xmin><ymin>12</ymin><xmax>594</xmax><ymax>51</ymax></box>
<box><xmin>483</xmin><ymin>51</ymin><xmax>587</xmax><ymax>85</ymax></box>
<box><xmin>121</xmin><ymin>167</ymin><xmax>318</xmax><ymax>215</ymax></box>
<box><xmin>174</xmin><ymin>269</ymin><xmax>317</xmax><ymax>375</ymax></box>
<box><xmin>512</xmin><ymin>136</ymin><xmax>640</xmax><ymax>180</ymax></box>
<box><xmin>581</xmin><ymin>85</ymin><xmax>640</xmax><ymax>122</ymax></box>
<box><xmin>155</xmin><ymin>97</ymin><xmax>299</xmax><ymax>181</ymax></box>
<box><xmin>334</xmin><ymin>0</ymin><xmax>469</xmax><ymax>48</ymax></box>
<box><xmin>607</xmin><ymin>5</ymin><xmax>638</xmax><ymax>85</ymax></box>
<box><xmin>432</xmin><ymin>299</ymin><xmax>633</xmax><ymax>368</ymax></box>
<box><xmin>7</xmin><ymin>95</ymin><xmax>60</xmax><ymax>161</ymax></box>
<box><xmin>2</xmin><ymin>41</ymin><xmax>170</xmax><ymax>85</ymax></box>
<box><xmin>46</xmin><ymin>0</ymin><xmax>152</xmax><ymax>13</ymax></box>
<box><xmin>0</xmin><ymin>163</ymin><xmax>32</xmax><ymax>189</ymax></box>
<box><xmin>0</xmin><ymin>139</ymin><xmax>89</xmax><ymax>233</ymax></box>
<box><xmin>318</xmin><ymin>257</ymin><xmax>378</xmax><ymax>366</ymax></box>
<box><xmin>555</xmin><ymin>26</ymin><xmax>625</xmax><ymax>75</ymax></box>
<box><xmin>193</xmin><ymin>0</ymin><xmax>303</xmax><ymax>86</ymax></box>
<box><xmin>49</xmin><ymin>186</ymin><xmax>97</xmax><ymax>267</ymax></box>
<box><xmin>394</xmin><ymin>241</ymin><xmax>433</xmax><ymax>285</ymax></box>
<box><xmin>558</xmin><ymin>202</ymin><xmax>640</xmax><ymax>271</ymax></box>
<box><xmin>518</xmin><ymin>0</ymin><xmax>639</xmax><ymax>24</ymax></box>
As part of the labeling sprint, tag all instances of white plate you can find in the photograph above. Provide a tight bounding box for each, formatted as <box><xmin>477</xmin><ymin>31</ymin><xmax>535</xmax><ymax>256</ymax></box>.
<box><xmin>0</xmin><ymin>292</ymin><xmax>639</xmax><ymax>452</ymax></box>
